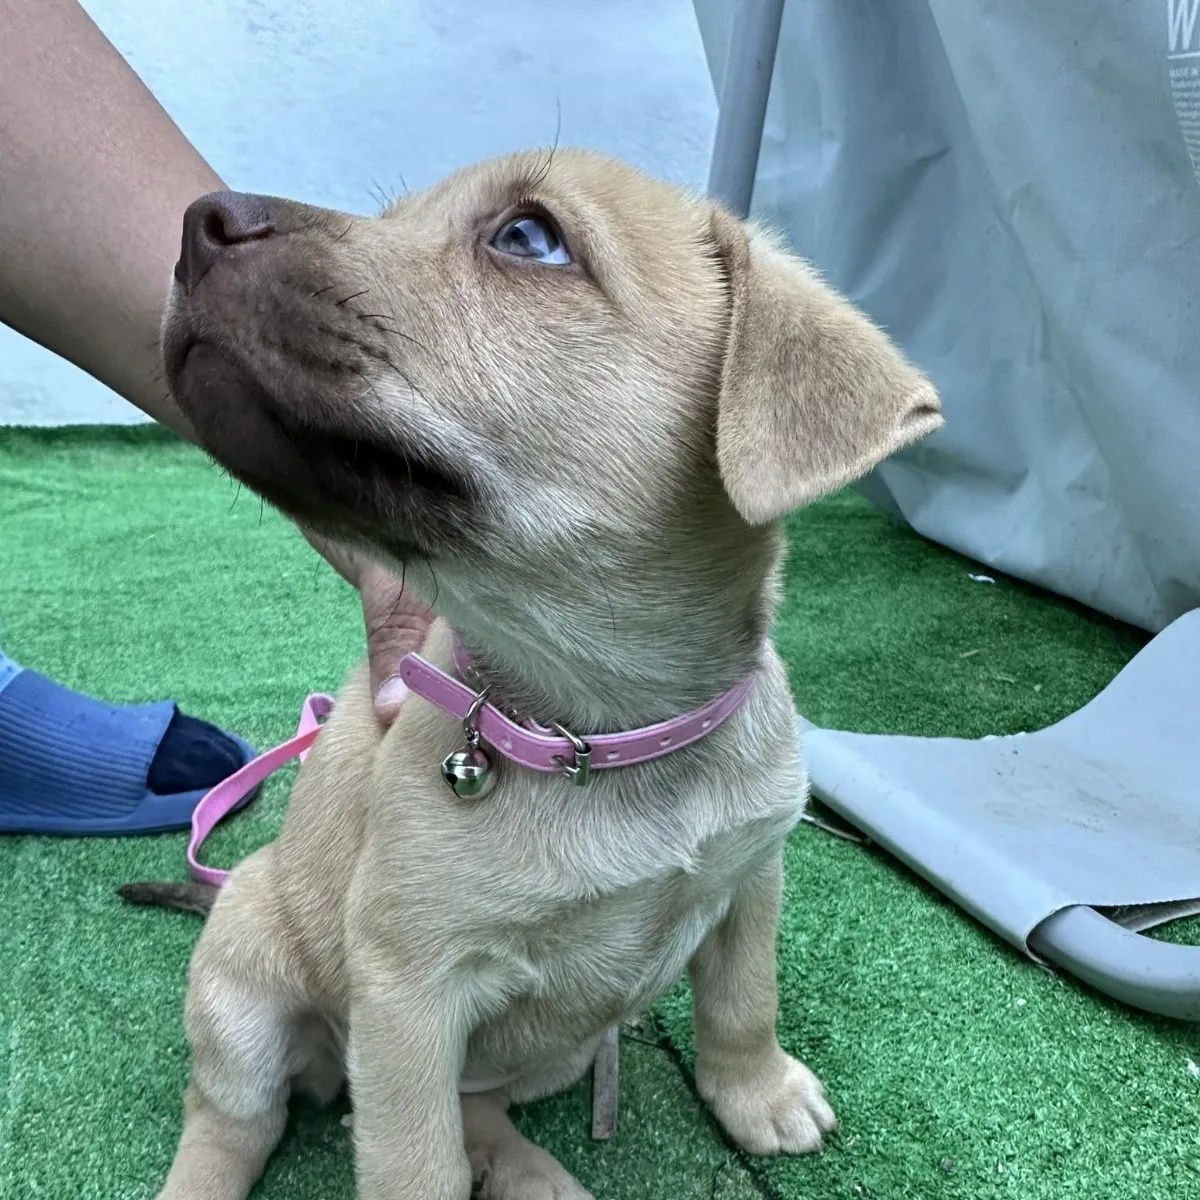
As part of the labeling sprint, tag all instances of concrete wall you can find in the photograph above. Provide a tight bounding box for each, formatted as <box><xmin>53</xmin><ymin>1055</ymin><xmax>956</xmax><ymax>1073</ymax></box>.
<box><xmin>1</xmin><ymin>0</ymin><xmax>715</xmax><ymax>424</ymax></box>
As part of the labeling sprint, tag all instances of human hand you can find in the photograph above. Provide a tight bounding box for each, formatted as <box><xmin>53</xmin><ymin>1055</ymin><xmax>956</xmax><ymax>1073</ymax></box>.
<box><xmin>357</xmin><ymin>559</ymin><xmax>435</xmax><ymax>722</ymax></box>
<box><xmin>302</xmin><ymin>532</ymin><xmax>434</xmax><ymax>724</ymax></box>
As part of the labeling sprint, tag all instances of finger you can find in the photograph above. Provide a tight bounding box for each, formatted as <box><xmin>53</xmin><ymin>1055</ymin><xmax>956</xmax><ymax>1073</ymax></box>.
<box><xmin>359</xmin><ymin>564</ymin><xmax>434</xmax><ymax>723</ymax></box>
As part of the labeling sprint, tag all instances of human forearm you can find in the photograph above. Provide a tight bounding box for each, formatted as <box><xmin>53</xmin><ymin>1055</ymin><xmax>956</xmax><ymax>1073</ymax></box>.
<box><xmin>0</xmin><ymin>0</ymin><xmax>221</xmax><ymax>438</ymax></box>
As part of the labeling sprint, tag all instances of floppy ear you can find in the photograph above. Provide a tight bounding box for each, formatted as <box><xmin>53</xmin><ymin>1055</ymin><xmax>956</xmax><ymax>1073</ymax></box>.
<box><xmin>710</xmin><ymin>209</ymin><xmax>943</xmax><ymax>526</ymax></box>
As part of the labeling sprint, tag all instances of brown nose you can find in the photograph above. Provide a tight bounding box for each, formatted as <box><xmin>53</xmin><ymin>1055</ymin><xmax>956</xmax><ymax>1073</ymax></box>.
<box><xmin>174</xmin><ymin>191</ymin><xmax>275</xmax><ymax>292</ymax></box>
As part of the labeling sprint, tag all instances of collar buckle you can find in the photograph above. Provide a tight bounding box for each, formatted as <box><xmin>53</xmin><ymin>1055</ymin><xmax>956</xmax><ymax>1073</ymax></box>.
<box><xmin>552</xmin><ymin>723</ymin><xmax>592</xmax><ymax>787</ymax></box>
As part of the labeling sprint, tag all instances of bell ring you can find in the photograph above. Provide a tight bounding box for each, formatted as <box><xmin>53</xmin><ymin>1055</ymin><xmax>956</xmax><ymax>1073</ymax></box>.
<box><xmin>441</xmin><ymin>744</ymin><xmax>494</xmax><ymax>798</ymax></box>
<box><xmin>441</xmin><ymin>688</ymin><xmax>495</xmax><ymax>799</ymax></box>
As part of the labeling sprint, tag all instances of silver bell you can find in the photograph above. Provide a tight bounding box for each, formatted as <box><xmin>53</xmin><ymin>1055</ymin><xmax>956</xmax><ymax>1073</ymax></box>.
<box><xmin>441</xmin><ymin>687</ymin><xmax>495</xmax><ymax>799</ymax></box>
<box><xmin>441</xmin><ymin>745</ymin><xmax>494</xmax><ymax>799</ymax></box>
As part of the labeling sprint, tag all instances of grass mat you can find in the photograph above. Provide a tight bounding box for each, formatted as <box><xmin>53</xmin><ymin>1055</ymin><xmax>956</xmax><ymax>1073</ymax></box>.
<box><xmin>2</xmin><ymin>427</ymin><xmax>1196</xmax><ymax>1199</ymax></box>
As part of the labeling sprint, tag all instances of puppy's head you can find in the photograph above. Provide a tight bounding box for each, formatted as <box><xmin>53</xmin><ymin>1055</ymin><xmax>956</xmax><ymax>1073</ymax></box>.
<box><xmin>164</xmin><ymin>150</ymin><xmax>940</xmax><ymax>703</ymax></box>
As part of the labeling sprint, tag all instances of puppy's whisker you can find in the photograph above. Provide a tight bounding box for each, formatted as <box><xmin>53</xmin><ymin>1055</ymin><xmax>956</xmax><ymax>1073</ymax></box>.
<box><xmin>362</xmin><ymin>318</ymin><xmax>439</xmax><ymax>359</ymax></box>
<box><xmin>549</xmin><ymin>97</ymin><xmax>562</xmax><ymax>168</ymax></box>
<box><xmin>353</xmin><ymin>372</ymin><xmax>419</xmax><ymax>491</ymax></box>
<box><xmin>336</xmin><ymin>289</ymin><xmax>371</xmax><ymax>307</ymax></box>
<box><xmin>423</xmin><ymin>556</ymin><xmax>440</xmax><ymax>610</ymax></box>
<box><xmin>355</xmin><ymin>313</ymin><xmax>441</xmax><ymax>363</ymax></box>
<box><xmin>334</xmin><ymin>220</ymin><xmax>354</xmax><ymax>243</ymax></box>
<box><xmin>310</xmin><ymin>284</ymin><xmax>336</xmax><ymax>299</ymax></box>
<box><xmin>398</xmin><ymin>334</ymin><xmax>442</xmax><ymax>365</ymax></box>
<box><xmin>378</xmin><ymin>357</ymin><xmax>433</xmax><ymax>417</ymax></box>
<box><xmin>577</xmin><ymin>537</ymin><xmax>618</xmax><ymax>641</ymax></box>
<box><xmin>393</xmin><ymin>329</ymin><xmax>446</xmax><ymax>370</ymax></box>
<box><xmin>382</xmin><ymin>561</ymin><xmax>421</xmax><ymax>628</ymax></box>
<box><xmin>526</xmin><ymin>102</ymin><xmax>563</xmax><ymax>192</ymax></box>
<box><xmin>368</xmin><ymin>179</ymin><xmax>403</xmax><ymax>214</ymax></box>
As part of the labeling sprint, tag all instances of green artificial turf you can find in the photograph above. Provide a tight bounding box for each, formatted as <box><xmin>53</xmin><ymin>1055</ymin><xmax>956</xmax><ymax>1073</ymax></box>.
<box><xmin>2</xmin><ymin>426</ymin><xmax>1197</xmax><ymax>1200</ymax></box>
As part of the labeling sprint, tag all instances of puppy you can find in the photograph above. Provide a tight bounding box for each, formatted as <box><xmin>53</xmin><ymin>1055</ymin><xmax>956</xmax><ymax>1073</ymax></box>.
<box><xmin>137</xmin><ymin>149</ymin><xmax>941</xmax><ymax>1200</ymax></box>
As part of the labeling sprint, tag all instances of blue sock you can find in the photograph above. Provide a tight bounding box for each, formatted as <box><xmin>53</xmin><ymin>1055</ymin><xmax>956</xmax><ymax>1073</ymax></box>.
<box><xmin>146</xmin><ymin>711</ymin><xmax>244</xmax><ymax>795</ymax></box>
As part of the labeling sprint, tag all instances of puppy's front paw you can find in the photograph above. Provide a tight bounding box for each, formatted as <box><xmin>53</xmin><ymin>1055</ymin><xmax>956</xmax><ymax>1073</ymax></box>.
<box><xmin>470</xmin><ymin>1146</ymin><xmax>593</xmax><ymax>1200</ymax></box>
<box><xmin>699</xmin><ymin>1052</ymin><xmax>836</xmax><ymax>1156</ymax></box>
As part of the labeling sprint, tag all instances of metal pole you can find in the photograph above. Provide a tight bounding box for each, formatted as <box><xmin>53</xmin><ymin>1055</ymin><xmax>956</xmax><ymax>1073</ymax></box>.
<box><xmin>705</xmin><ymin>0</ymin><xmax>785</xmax><ymax>218</ymax></box>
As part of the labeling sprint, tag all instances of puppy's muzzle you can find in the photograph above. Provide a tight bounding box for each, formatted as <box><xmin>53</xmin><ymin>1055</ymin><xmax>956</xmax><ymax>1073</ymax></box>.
<box><xmin>161</xmin><ymin>191</ymin><xmax>475</xmax><ymax>560</ymax></box>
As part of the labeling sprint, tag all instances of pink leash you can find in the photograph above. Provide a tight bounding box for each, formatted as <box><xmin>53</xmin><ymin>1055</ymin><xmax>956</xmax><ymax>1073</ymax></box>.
<box><xmin>188</xmin><ymin>692</ymin><xmax>334</xmax><ymax>886</ymax></box>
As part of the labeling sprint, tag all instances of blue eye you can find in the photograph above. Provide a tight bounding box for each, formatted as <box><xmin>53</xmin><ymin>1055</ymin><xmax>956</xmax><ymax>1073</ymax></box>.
<box><xmin>491</xmin><ymin>215</ymin><xmax>571</xmax><ymax>265</ymax></box>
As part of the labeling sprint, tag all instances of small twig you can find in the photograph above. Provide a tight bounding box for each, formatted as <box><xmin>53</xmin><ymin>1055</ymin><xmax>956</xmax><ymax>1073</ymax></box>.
<box><xmin>618</xmin><ymin>1030</ymin><xmax>666</xmax><ymax>1051</ymax></box>
<box><xmin>800</xmin><ymin>811</ymin><xmax>869</xmax><ymax>844</ymax></box>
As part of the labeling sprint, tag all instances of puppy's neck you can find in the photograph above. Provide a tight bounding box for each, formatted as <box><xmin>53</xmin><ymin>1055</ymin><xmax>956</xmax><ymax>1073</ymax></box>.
<box><xmin>426</xmin><ymin>528</ymin><xmax>783</xmax><ymax>735</ymax></box>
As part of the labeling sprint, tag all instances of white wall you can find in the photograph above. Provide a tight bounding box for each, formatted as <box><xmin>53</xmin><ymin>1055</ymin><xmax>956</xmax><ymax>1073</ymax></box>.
<box><xmin>1</xmin><ymin>0</ymin><xmax>716</xmax><ymax>424</ymax></box>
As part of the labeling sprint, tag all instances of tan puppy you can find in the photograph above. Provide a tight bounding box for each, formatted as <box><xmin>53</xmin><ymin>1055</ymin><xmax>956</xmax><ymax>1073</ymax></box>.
<box><xmin>137</xmin><ymin>149</ymin><xmax>941</xmax><ymax>1200</ymax></box>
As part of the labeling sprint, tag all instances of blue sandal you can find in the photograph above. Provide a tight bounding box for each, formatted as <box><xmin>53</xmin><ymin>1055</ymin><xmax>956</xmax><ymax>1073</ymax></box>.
<box><xmin>0</xmin><ymin>652</ymin><xmax>258</xmax><ymax>836</ymax></box>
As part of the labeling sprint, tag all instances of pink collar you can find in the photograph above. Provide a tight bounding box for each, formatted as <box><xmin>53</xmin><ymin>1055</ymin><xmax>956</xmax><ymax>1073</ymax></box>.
<box><xmin>186</xmin><ymin>643</ymin><xmax>758</xmax><ymax>887</ymax></box>
<box><xmin>397</xmin><ymin>642</ymin><xmax>758</xmax><ymax>783</ymax></box>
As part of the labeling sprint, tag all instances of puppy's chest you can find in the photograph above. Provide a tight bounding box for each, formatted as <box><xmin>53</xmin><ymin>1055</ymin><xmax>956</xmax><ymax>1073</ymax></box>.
<box><xmin>479</xmin><ymin>818</ymin><xmax>781</xmax><ymax>1044</ymax></box>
